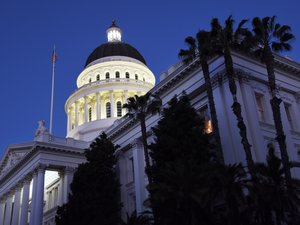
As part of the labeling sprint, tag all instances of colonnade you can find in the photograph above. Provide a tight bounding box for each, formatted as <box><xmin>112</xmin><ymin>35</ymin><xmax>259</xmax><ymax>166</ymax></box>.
<box><xmin>67</xmin><ymin>90</ymin><xmax>142</xmax><ymax>131</ymax></box>
<box><xmin>0</xmin><ymin>165</ymin><xmax>74</xmax><ymax>225</ymax></box>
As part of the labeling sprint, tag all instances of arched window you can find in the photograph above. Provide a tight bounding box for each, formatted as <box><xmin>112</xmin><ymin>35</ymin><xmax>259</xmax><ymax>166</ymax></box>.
<box><xmin>106</xmin><ymin>102</ymin><xmax>111</xmax><ymax>118</ymax></box>
<box><xmin>88</xmin><ymin>107</ymin><xmax>92</xmax><ymax>122</ymax></box>
<box><xmin>106</xmin><ymin>72</ymin><xmax>110</xmax><ymax>79</ymax></box>
<box><xmin>117</xmin><ymin>101</ymin><xmax>122</xmax><ymax>117</ymax></box>
<box><xmin>115</xmin><ymin>71</ymin><xmax>120</xmax><ymax>79</ymax></box>
<box><xmin>89</xmin><ymin>78</ymin><xmax>92</xmax><ymax>83</ymax></box>
<box><xmin>135</xmin><ymin>74</ymin><xmax>138</xmax><ymax>80</ymax></box>
<box><xmin>126</xmin><ymin>72</ymin><xmax>130</xmax><ymax>79</ymax></box>
<box><xmin>96</xmin><ymin>74</ymin><xmax>100</xmax><ymax>81</ymax></box>
<box><xmin>143</xmin><ymin>77</ymin><xmax>145</xmax><ymax>82</ymax></box>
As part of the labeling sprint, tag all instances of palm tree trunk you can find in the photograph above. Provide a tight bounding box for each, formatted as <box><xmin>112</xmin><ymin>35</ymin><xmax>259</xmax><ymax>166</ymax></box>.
<box><xmin>223</xmin><ymin>47</ymin><xmax>256</xmax><ymax>180</ymax></box>
<box><xmin>264</xmin><ymin>47</ymin><xmax>292</xmax><ymax>186</ymax></box>
<box><xmin>201</xmin><ymin>59</ymin><xmax>224</xmax><ymax>163</ymax></box>
<box><xmin>140</xmin><ymin>115</ymin><xmax>152</xmax><ymax>184</ymax></box>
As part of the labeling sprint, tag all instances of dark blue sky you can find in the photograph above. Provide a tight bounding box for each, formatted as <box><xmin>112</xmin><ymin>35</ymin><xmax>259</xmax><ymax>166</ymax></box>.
<box><xmin>1</xmin><ymin>0</ymin><xmax>299</xmax><ymax>157</ymax></box>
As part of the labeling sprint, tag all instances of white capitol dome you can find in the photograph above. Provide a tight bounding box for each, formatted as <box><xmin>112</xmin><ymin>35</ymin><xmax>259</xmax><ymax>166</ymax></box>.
<box><xmin>65</xmin><ymin>21</ymin><xmax>155</xmax><ymax>141</ymax></box>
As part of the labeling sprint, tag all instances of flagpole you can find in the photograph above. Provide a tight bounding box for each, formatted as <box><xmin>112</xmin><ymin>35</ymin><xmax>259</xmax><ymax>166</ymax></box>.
<box><xmin>50</xmin><ymin>46</ymin><xmax>56</xmax><ymax>134</ymax></box>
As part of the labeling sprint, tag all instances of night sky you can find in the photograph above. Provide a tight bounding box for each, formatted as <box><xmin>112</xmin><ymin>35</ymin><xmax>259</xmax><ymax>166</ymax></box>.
<box><xmin>1</xmin><ymin>0</ymin><xmax>299</xmax><ymax>157</ymax></box>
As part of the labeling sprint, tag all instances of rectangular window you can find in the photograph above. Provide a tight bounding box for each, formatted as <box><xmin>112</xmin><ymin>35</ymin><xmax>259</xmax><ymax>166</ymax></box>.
<box><xmin>127</xmin><ymin>157</ymin><xmax>135</xmax><ymax>183</ymax></box>
<box><xmin>284</xmin><ymin>103</ymin><xmax>295</xmax><ymax>130</ymax></box>
<box><xmin>255</xmin><ymin>93</ymin><xmax>265</xmax><ymax>121</ymax></box>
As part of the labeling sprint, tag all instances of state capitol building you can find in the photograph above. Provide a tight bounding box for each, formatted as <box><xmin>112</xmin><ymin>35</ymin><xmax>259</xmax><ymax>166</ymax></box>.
<box><xmin>1</xmin><ymin>22</ymin><xmax>300</xmax><ymax>225</ymax></box>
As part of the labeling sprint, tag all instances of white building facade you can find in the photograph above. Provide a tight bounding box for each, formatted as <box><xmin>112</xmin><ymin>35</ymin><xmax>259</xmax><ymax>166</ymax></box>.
<box><xmin>1</xmin><ymin>23</ymin><xmax>300</xmax><ymax>224</ymax></box>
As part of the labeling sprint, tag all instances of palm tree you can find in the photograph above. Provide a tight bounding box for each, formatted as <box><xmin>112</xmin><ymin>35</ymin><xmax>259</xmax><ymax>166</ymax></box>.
<box><xmin>210</xmin><ymin>16</ymin><xmax>256</xmax><ymax>180</ymax></box>
<box><xmin>179</xmin><ymin>30</ymin><xmax>224</xmax><ymax>162</ymax></box>
<box><xmin>121</xmin><ymin>211</ymin><xmax>151</xmax><ymax>225</ymax></box>
<box><xmin>123</xmin><ymin>93</ymin><xmax>162</xmax><ymax>183</ymax></box>
<box><xmin>248</xmin><ymin>148</ymin><xmax>300</xmax><ymax>224</ymax></box>
<box><xmin>251</xmin><ymin>16</ymin><xmax>295</xmax><ymax>186</ymax></box>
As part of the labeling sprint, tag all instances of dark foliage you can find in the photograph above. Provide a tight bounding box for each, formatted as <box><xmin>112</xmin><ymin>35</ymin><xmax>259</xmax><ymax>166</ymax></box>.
<box><xmin>148</xmin><ymin>94</ymin><xmax>212</xmax><ymax>225</ymax></box>
<box><xmin>55</xmin><ymin>133</ymin><xmax>122</xmax><ymax>225</ymax></box>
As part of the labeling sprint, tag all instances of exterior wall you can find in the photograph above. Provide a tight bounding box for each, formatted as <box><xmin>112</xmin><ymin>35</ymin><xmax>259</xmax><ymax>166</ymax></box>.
<box><xmin>106</xmin><ymin>52</ymin><xmax>300</xmax><ymax>217</ymax></box>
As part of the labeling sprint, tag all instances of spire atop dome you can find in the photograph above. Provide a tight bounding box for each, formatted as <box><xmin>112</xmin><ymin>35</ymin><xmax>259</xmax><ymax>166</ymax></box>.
<box><xmin>106</xmin><ymin>20</ymin><xmax>122</xmax><ymax>42</ymax></box>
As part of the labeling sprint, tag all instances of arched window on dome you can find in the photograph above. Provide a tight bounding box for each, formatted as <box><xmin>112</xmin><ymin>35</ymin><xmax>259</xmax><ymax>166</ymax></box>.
<box><xmin>89</xmin><ymin>78</ymin><xmax>92</xmax><ymax>83</ymax></box>
<box><xmin>115</xmin><ymin>71</ymin><xmax>120</xmax><ymax>79</ymax></box>
<box><xmin>135</xmin><ymin>74</ymin><xmax>138</xmax><ymax>80</ymax></box>
<box><xmin>106</xmin><ymin>72</ymin><xmax>110</xmax><ymax>79</ymax></box>
<box><xmin>126</xmin><ymin>72</ymin><xmax>130</xmax><ymax>79</ymax></box>
<box><xmin>143</xmin><ymin>77</ymin><xmax>145</xmax><ymax>82</ymax></box>
<box><xmin>88</xmin><ymin>107</ymin><xmax>92</xmax><ymax>122</ymax></box>
<box><xmin>117</xmin><ymin>101</ymin><xmax>122</xmax><ymax>117</ymax></box>
<box><xmin>96</xmin><ymin>74</ymin><xmax>100</xmax><ymax>81</ymax></box>
<box><xmin>106</xmin><ymin>102</ymin><xmax>111</xmax><ymax>118</ymax></box>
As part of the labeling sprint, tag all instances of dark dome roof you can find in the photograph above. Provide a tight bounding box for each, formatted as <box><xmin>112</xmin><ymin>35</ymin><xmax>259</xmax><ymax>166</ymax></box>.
<box><xmin>85</xmin><ymin>42</ymin><xmax>146</xmax><ymax>67</ymax></box>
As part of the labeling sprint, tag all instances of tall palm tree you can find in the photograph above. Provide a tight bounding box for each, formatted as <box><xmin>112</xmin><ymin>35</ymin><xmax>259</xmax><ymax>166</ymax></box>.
<box><xmin>251</xmin><ymin>16</ymin><xmax>295</xmax><ymax>186</ymax></box>
<box><xmin>210</xmin><ymin>16</ymin><xmax>256</xmax><ymax>179</ymax></box>
<box><xmin>123</xmin><ymin>93</ymin><xmax>162</xmax><ymax>183</ymax></box>
<box><xmin>179</xmin><ymin>30</ymin><xmax>224</xmax><ymax>162</ymax></box>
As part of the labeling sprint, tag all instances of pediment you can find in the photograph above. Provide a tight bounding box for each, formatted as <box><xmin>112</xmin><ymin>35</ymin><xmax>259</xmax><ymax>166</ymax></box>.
<box><xmin>0</xmin><ymin>143</ymin><xmax>33</xmax><ymax>177</ymax></box>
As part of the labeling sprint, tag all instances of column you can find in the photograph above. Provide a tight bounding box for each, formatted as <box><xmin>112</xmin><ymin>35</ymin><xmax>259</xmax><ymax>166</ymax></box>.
<box><xmin>84</xmin><ymin>96</ymin><xmax>88</xmax><ymax>123</ymax></box>
<box><xmin>132</xmin><ymin>143</ymin><xmax>146</xmax><ymax>213</ymax></box>
<box><xmin>67</xmin><ymin>107</ymin><xmax>73</xmax><ymax>131</ymax></box>
<box><xmin>29</xmin><ymin>172</ymin><xmax>37</xmax><ymax>225</ymax></box>
<box><xmin>75</xmin><ymin>101</ymin><xmax>79</xmax><ymax>127</ymax></box>
<box><xmin>11</xmin><ymin>186</ymin><xmax>21</xmax><ymax>225</ymax></box>
<box><xmin>57</xmin><ymin>172</ymin><xmax>64</xmax><ymax>207</ymax></box>
<box><xmin>33</xmin><ymin>166</ymin><xmax>46</xmax><ymax>225</ymax></box>
<box><xmin>4</xmin><ymin>192</ymin><xmax>13</xmax><ymax>225</ymax></box>
<box><xmin>123</xmin><ymin>90</ymin><xmax>128</xmax><ymax>115</ymax></box>
<box><xmin>63</xmin><ymin>167</ymin><xmax>74</xmax><ymax>204</ymax></box>
<box><xmin>0</xmin><ymin>197</ymin><xmax>5</xmax><ymax>225</ymax></box>
<box><xmin>19</xmin><ymin>178</ymin><xmax>31</xmax><ymax>225</ymax></box>
<box><xmin>110</xmin><ymin>91</ymin><xmax>115</xmax><ymax>118</ymax></box>
<box><xmin>96</xmin><ymin>92</ymin><xmax>101</xmax><ymax>120</ymax></box>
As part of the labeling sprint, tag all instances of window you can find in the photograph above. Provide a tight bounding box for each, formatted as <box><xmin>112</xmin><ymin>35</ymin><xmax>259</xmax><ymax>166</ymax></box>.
<box><xmin>106</xmin><ymin>102</ymin><xmax>111</xmax><ymax>118</ymax></box>
<box><xmin>128</xmin><ymin>157</ymin><xmax>135</xmax><ymax>182</ymax></box>
<box><xmin>199</xmin><ymin>105</ymin><xmax>213</xmax><ymax>134</ymax></box>
<box><xmin>96</xmin><ymin>74</ymin><xmax>100</xmax><ymax>81</ymax></box>
<box><xmin>106</xmin><ymin>72</ymin><xmax>110</xmax><ymax>79</ymax></box>
<box><xmin>117</xmin><ymin>101</ymin><xmax>122</xmax><ymax>117</ymax></box>
<box><xmin>135</xmin><ymin>74</ymin><xmax>138</xmax><ymax>80</ymax></box>
<box><xmin>88</xmin><ymin>107</ymin><xmax>92</xmax><ymax>122</ymax></box>
<box><xmin>255</xmin><ymin>93</ymin><xmax>265</xmax><ymax>121</ymax></box>
<box><xmin>284</xmin><ymin>103</ymin><xmax>295</xmax><ymax>130</ymax></box>
<box><xmin>89</xmin><ymin>78</ymin><xmax>92</xmax><ymax>83</ymax></box>
<box><xmin>126</xmin><ymin>72</ymin><xmax>130</xmax><ymax>79</ymax></box>
<box><xmin>143</xmin><ymin>77</ymin><xmax>145</xmax><ymax>82</ymax></box>
<box><xmin>115</xmin><ymin>71</ymin><xmax>120</xmax><ymax>79</ymax></box>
